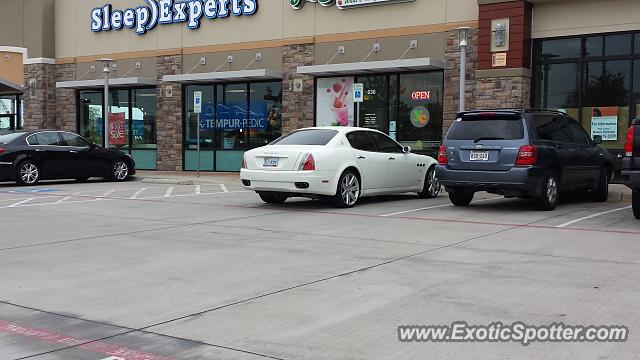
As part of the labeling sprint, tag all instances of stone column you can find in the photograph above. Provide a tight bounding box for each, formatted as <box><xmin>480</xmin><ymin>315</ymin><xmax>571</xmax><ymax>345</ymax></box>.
<box><xmin>282</xmin><ymin>44</ymin><xmax>315</xmax><ymax>133</ymax></box>
<box><xmin>55</xmin><ymin>63</ymin><xmax>77</xmax><ymax>131</ymax></box>
<box><xmin>23</xmin><ymin>63</ymin><xmax>57</xmax><ymax>130</ymax></box>
<box><xmin>443</xmin><ymin>28</ymin><xmax>478</xmax><ymax>136</ymax></box>
<box><xmin>474</xmin><ymin>69</ymin><xmax>531</xmax><ymax>109</ymax></box>
<box><xmin>156</xmin><ymin>55</ymin><xmax>183</xmax><ymax>171</ymax></box>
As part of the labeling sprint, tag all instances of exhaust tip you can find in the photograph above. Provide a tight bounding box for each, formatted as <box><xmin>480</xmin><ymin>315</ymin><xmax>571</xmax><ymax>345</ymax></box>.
<box><xmin>295</xmin><ymin>182</ymin><xmax>309</xmax><ymax>189</ymax></box>
<box><xmin>242</xmin><ymin>180</ymin><xmax>251</xmax><ymax>186</ymax></box>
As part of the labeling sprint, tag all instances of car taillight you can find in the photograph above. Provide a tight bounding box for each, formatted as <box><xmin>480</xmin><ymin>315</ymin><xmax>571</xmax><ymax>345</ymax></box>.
<box><xmin>0</xmin><ymin>147</ymin><xmax>5</xmax><ymax>155</ymax></box>
<box><xmin>515</xmin><ymin>145</ymin><xmax>537</xmax><ymax>166</ymax></box>
<box><xmin>438</xmin><ymin>145</ymin><xmax>448</xmax><ymax>165</ymax></box>
<box><xmin>624</xmin><ymin>126</ymin><xmax>636</xmax><ymax>156</ymax></box>
<box><xmin>241</xmin><ymin>156</ymin><xmax>247</xmax><ymax>169</ymax></box>
<box><xmin>299</xmin><ymin>154</ymin><xmax>315</xmax><ymax>171</ymax></box>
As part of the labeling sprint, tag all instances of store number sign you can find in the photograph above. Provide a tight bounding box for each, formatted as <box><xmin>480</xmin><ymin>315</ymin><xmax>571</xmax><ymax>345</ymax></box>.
<box><xmin>91</xmin><ymin>0</ymin><xmax>258</xmax><ymax>35</ymax></box>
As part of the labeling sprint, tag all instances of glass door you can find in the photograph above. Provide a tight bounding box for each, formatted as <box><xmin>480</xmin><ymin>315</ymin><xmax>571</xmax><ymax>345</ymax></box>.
<box><xmin>0</xmin><ymin>94</ymin><xmax>21</xmax><ymax>131</ymax></box>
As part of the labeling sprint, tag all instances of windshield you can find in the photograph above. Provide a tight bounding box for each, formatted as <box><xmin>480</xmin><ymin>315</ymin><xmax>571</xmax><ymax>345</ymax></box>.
<box><xmin>447</xmin><ymin>115</ymin><xmax>524</xmax><ymax>141</ymax></box>
<box><xmin>0</xmin><ymin>132</ymin><xmax>25</xmax><ymax>144</ymax></box>
<box><xmin>271</xmin><ymin>129</ymin><xmax>338</xmax><ymax>145</ymax></box>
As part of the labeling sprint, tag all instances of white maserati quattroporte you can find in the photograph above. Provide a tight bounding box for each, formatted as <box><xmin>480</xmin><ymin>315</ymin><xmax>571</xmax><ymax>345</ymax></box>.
<box><xmin>240</xmin><ymin>127</ymin><xmax>440</xmax><ymax>207</ymax></box>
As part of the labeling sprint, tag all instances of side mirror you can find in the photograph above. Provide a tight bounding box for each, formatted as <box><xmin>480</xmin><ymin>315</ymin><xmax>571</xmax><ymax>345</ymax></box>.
<box><xmin>593</xmin><ymin>135</ymin><xmax>603</xmax><ymax>145</ymax></box>
<box><xmin>403</xmin><ymin>146</ymin><xmax>412</xmax><ymax>153</ymax></box>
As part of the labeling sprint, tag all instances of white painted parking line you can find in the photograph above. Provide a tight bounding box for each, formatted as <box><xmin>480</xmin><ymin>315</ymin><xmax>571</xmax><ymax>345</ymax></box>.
<box><xmin>164</xmin><ymin>187</ymin><xmax>174</xmax><ymax>198</ymax></box>
<box><xmin>54</xmin><ymin>196</ymin><xmax>72</xmax><ymax>204</ymax></box>
<box><xmin>195</xmin><ymin>185</ymin><xmax>201</xmax><ymax>195</ymax></box>
<box><xmin>8</xmin><ymin>198</ymin><xmax>35</xmax><ymax>207</ymax></box>
<box><xmin>556</xmin><ymin>206</ymin><xmax>633</xmax><ymax>228</ymax></box>
<box><xmin>380</xmin><ymin>196</ymin><xmax>504</xmax><ymax>217</ymax></box>
<box><xmin>130</xmin><ymin>188</ymin><xmax>147</xmax><ymax>199</ymax></box>
<box><xmin>219</xmin><ymin>184</ymin><xmax>229</xmax><ymax>193</ymax></box>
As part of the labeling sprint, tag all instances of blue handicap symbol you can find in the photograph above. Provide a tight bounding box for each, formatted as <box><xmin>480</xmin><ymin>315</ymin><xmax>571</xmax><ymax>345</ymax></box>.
<box><xmin>0</xmin><ymin>188</ymin><xmax>63</xmax><ymax>194</ymax></box>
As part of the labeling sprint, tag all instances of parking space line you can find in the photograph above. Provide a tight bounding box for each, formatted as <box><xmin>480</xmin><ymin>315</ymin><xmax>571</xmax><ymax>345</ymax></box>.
<box><xmin>195</xmin><ymin>185</ymin><xmax>201</xmax><ymax>195</ymax></box>
<box><xmin>54</xmin><ymin>196</ymin><xmax>72</xmax><ymax>204</ymax></box>
<box><xmin>380</xmin><ymin>196</ymin><xmax>504</xmax><ymax>217</ymax></box>
<box><xmin>219</xmin><ymin>184</ymin><xmax>229</xmax><ymax>193</ymax></box>
<box><xmin>164</xmin><ymin>187</ymin><xmax>174</xmax><ymax>198</ymax></box>
<box><xmin>8</xmin><ymin>198</ymin><xmax>35</xmax><ymax>207</ymax></box>
<box><xmin>130</xmin><ymin>188</ymin><xmax>147</xmax><ymax>199</ymax></box>
<box><xmin>555</xmin><ymin>206</ymin><xmax>633</xmax><ymax>228</ymax></box>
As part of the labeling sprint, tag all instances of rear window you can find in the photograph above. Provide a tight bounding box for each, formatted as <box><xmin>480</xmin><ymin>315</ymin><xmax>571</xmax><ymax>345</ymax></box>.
<box><xmin>447</xmin><ymin>115</ymin><xmax>524</xmax><ymax>141</ymax></box>
<box><xmin>0</xmin><ymin>132</ymin><xmax>24</xmax><ymax>144</ymax></box>
<box><xmin>271</xmin><ymin>129</ymin><xmax>338</xmax><ymax>145</ymax></box>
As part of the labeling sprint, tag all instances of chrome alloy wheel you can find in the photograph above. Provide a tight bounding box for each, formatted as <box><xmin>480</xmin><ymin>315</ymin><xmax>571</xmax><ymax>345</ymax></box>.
<box><xmin>340</xmin><ymin>173</ymin><xmax>360</xmax><ymax>206</ymax></box>
<box><xmin>20</xmin><ymin>162</ymin><xmax>39</xmax><ymax>184</ymax></box>
<box><xmin>427</xmin><ymin>167</ymin><xmax>441</xmax><ymax>197</ymax></box>
<box><xmin>546</xmin><ymin>176</ymin><xmax>558</xmax><ymax>204</ymax></box>
<box><xmin>113</xmin><ymin>161</ymin><xmax>129</xmax><ymax>180</ymax></box>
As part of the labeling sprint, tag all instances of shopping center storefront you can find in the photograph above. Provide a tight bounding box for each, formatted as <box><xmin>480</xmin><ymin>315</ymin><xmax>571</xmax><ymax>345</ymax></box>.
<box><xmin>0</xmin><ymin>0</ymin><xmax>638</xmax><ymax>172</ymax></box>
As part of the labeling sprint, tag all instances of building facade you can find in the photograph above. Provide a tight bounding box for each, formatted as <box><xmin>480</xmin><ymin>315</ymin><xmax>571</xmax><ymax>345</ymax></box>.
<box><xmin>0</xmin><ymin>0</ymin><xmax>638</xmax><ymax>172</ymax></box>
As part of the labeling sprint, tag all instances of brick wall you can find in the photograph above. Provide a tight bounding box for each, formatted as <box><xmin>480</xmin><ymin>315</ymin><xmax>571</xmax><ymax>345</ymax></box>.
<box><xmin>156</xmin><ymin>55</ymin><xmax>183</xmax><ymax>171</ymax></box>
<box><xmin>55</xmin><ymin>64</ymin><xmax>77</xmax><ymax>131</ymax></box>
<box><xmin>281</xmin><ymin>44</ymin><xmax>315</xmax><ymax>133</ymax></box>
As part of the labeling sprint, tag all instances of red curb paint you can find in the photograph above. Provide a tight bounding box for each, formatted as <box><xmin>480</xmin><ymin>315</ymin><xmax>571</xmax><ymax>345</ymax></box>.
<box><xmin>0</xmin><ymin>320</ymin><xmax>177</xmax><ymax>360</ymax></box>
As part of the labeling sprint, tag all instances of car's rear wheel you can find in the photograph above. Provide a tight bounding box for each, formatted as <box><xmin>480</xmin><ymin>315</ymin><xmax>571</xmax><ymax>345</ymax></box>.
<box><xmin>536</xmin><ymin>172</ymin><xmax>559</xmax><ymax>211</ymax></box>
<box><xmin>258</xmin><ymin>192</ymin><xmax>288</xmax><ymax>204</ymax></box>
<box><xmin>633</xmin><ymin>189</ymin><xmax>640</xmax><ymax>220</ymax></box>
<box><xmin>448</xmin><ymin>188</ymin><xmax>474</xmax><ymax>206</ymax></box>
<box><xmin>418</xmin><ymin>166</ymin><xmax>441</xmax><ymax>199</ymax></box>
<box><xmin>333</xmin><ymin>170</ymin><xmax>360</xmax><ymax>208</ymax></box>
<box><xmin>110</xmin><ymin>160</ymin><xmax>130</xmax><ymax>182</ymax></box>
<box><xmin>16</xmin><ymin>160</ymin><xmax>41</xmax><ymax>186</ymax></box>
<box><xmin>591</xmin><ymin>167</ymin><xmax>610</xmax><ymax>202</ymax></box>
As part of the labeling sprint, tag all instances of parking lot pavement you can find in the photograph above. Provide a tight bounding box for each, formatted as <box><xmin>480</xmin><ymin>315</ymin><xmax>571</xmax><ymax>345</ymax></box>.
<box><xmin>0</xmin><ymin>175</ymin><xmax>639</xmax><ymax>359</ymax></box>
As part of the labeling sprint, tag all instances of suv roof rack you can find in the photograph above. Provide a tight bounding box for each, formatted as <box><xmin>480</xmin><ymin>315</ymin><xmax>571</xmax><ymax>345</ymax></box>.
<box><xmin>456</xmin><ymin>109</ymin><xmax>567</xmax><ymax>117</ymax></box>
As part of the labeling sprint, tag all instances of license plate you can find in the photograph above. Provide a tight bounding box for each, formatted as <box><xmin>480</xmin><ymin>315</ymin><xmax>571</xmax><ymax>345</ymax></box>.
<box><xmin>263</xmin><ymin>157</ymin><xmax>279</xmax><ymax>167</ymax></box>
<box><xmin>470</xmin><ymin>151</ymin><xmax>489</xmax><ymax>161</ymax></box>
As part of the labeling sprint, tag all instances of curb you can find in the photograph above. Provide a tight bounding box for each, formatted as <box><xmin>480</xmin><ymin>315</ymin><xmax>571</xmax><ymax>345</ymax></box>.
<box><xmin>140</xmin><ymin>178</ymin><xmax>195</xmax><ymax>185</ymax></box>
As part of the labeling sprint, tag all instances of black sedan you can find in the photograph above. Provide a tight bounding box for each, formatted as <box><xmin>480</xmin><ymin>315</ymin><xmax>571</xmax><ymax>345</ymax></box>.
<box><xmin>0</xmin><ymin>130</ymin><xmax>135</xmax><ymax>186</ymax></box>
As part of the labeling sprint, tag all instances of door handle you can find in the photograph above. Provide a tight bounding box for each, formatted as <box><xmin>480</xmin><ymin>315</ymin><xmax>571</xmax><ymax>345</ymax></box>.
<box><xmin>35</xmin><ymin>149</ymin><xmax>44</xmax><ymax>152</ymax></box>
<box><xmin>70</xmin><ymin>150</ymin><xmax>79</xmax><ymax>154</ymax></box>
<box><xmin>389</xmin><ymin>157</ymin><xmax>396</xmax><ymax>160</ymax></box>
<box><xmin>357</xmin><ymin>155</ymin><xmax>366</xmax><ymax>159</ymax></box>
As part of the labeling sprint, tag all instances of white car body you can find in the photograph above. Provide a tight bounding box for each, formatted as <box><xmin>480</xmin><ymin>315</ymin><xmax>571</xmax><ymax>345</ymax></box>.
<box><xmin>240</xmin><ymin>127</ymin><xmax>439</xmax><ymax>203</ymax></box>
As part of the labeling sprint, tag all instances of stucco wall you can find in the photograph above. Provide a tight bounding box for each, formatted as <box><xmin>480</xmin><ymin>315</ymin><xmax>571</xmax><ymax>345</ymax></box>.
<box><xmin>0</xmin><ymin>0</ymin><xmax>55</xmax><ymax>58</ymax></box>
<box><xmin>532</xmin><ymin>0</ymin><xmax>640</xmax><ymax>38</ymax></box>
<box><xmin>54</xmin><ymin>0</ymin><xmax>478</xmax><ymax>58</ymax></box>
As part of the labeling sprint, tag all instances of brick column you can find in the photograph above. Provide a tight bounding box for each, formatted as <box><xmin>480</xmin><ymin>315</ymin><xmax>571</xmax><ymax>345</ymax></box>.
<box><xmin>282</xmin><ymin>44</ymin><xmax>315</xmax><ymax>133</ymax></box>
<box><xmin>156</xmin><ymin>55</ymin><xmax>183</xmax><ymax>171</ymax></box>
<box><xmin>474</xmin><ymin>0</ymin><xmax>533</xmax><ymax>109</ymax></box>
<box><xmin>23</xmin><ymin>63</ymin><xmax>57</xmax><ymax>130</ymax></box>
<box><xmin>55</xmin><ymin>63</ymin><xmax>77</xmax><ymax>131</ymax></box>
<box><xmin>443</xmin><ymin>28</ymin><xmax>478</xmax><ymax>135</ymax></box>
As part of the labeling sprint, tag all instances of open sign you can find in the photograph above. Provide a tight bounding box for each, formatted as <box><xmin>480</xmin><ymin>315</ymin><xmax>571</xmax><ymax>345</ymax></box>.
<box><xmin>411</xmin><ymin>91</ymin><xmax>431</xmax><ymax>101</ymax></box>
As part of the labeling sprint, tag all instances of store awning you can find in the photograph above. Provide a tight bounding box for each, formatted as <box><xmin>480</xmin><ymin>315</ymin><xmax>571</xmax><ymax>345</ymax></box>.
<box><xmin>0</xmin><ymin>78</ymin><xmax>24</xmax><ymax>95</ymax></box>
<box><xmin>297</xmin><ymin>57</ymin><xmax>446</xmax><ymax>76</ymax></box>
<box><xmin>55</xmin><ymin>77</ymin><xmax>157</xmax><ymax>89</ymax></box>
<box><xmin>162</xmin><ymin>69</ymin><xmax>283</xmax><ymax>84</ymax></box>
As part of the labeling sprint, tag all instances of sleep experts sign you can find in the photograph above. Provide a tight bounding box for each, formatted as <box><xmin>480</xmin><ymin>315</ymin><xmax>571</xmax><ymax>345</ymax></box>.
<box><xmin>91</xmin><ymin>0</ymin><xmax>258</xmax><ymax>35</ymax></box>
<box><xmin>290</xmin><ymin>0</ymin><xmax>414</xmax><ymax>10</ymax></box>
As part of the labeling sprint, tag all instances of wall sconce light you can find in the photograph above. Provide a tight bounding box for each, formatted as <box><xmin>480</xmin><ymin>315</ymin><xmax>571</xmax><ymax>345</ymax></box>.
<box><xmin>28</xmin><ymin>78</ymin><xmax>37</xmax><ymax>99</ymax></box>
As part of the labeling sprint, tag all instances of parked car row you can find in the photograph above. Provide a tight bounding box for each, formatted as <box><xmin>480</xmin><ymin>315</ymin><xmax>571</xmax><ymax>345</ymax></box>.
<box><xmin>0</xmin><ymin>130</ymin><xmax>135</xmax><ymax>185</ymax></box>
<box><xmin>240</xmin><ymin>109</ymin><xmax>618</xmax><ymax>212</ymax></box>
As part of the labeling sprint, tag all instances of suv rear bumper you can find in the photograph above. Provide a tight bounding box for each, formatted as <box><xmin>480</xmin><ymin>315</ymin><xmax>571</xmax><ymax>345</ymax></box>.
<box><xmin>436</xmin><ymin>165</ymin><xmax>544</xmax><ymax>195</ymax></box>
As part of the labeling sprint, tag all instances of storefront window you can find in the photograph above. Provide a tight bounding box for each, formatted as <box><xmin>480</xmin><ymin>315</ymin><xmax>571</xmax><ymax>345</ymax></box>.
<box><xmin>78</xmin><ymin>91</ymin><xmax>103</xmax><ymax>145</ymax></box>
<box><xmin>397</xmin><ymin>72</ymin><xmax>443</xmax><ymax>153</ymax></box>
<box><xmin>132</xmin><ymin>88</ymin><xmax>157</xmax><ymax>170</ymax></box>
<box><xmin>183</xmin><ymin>81</ymin><xmax>281</xmax><ymax>172</ymax></box>
<box><xmin>316</xmin><ymin>77</ymin><xmax>355</xmax><ymax>127</ymax></box>
<box><xmin>78</xmin><ymin>88</ymin><xmax>157</xmax><ymax>169</ymax></box>
<box><xmin>356</xmin><ymin>75</ymin><xmax>388</xmax><ymax>132</ymax></box>
<box><xmin>0</xmin><ymin>95</ymin><xmax>21</xmax><ymax>131</ymax></box>
<box><xmin>534</xmin><ymin>31</ymin><xmax>640</xmax><ymax>156</ymax></box>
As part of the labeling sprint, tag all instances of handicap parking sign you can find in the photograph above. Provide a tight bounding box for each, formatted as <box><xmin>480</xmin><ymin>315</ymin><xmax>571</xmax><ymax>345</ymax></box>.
<box><xmin>353</xmin><ymin>83</ymin><xmax>364</xmax><ymax>103</ymax></box>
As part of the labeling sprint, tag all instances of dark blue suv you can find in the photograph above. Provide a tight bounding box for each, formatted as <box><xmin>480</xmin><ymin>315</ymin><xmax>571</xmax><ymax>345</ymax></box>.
<box><xmin>436</xmin><ymin>110</ymin><xmax>614</xmax><ymax>211</ymax></box>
